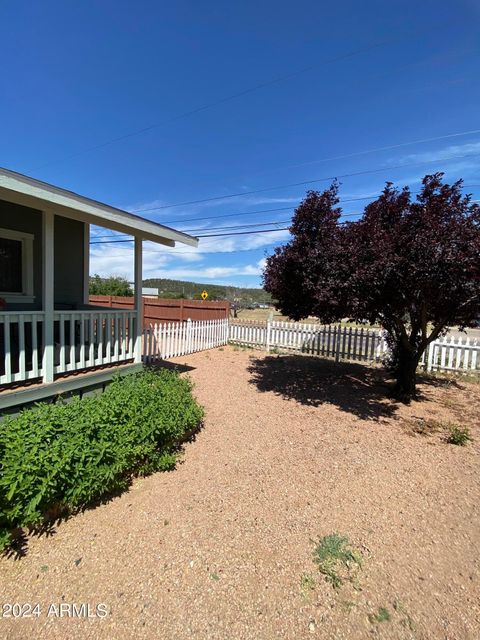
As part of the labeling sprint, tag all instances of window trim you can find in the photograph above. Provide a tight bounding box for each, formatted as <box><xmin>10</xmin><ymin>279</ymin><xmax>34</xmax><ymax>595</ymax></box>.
<box><xmin>0</xmin><ymin>227</ymin><xmax>35</xmax><ymax>303</ymax></box>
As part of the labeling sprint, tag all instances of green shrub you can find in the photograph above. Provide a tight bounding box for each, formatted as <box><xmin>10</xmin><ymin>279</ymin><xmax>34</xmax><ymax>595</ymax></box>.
<box><xmin>0</xmin><ymin>368</ymin><xmax>203</xmax><ymax>550</ymax></box>
<box><xmin>446</xmin><ymin>425</ymin><xmax>472</xmax><ymax>446</ymax></box>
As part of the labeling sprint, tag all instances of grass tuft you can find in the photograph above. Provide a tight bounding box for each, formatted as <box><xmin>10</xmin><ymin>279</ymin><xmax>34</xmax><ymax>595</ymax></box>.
<box><xmin>300</xmin><ymin>572</ymin><xmax>316</xmax><ymax>594</ymax></box>
<box><xmin>313</xmin><ymin>533</ymin><xmax>362</xmax><ymax>588</ymax></box>
<box><xmin>368</xmin><ymin>606</ymin><xmax>391</xmax><ymax>623</ymax></box>
<box><xmin>446</xmin><ymin>425</ymin><xmax>472</xmax><ymax>446</ymax></box>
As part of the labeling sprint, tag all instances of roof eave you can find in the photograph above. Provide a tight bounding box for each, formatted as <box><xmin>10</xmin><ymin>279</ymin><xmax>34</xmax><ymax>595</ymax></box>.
<box><xmin>0</xmin><ymin>167</ymin><xmax>199</xmax><ymax>248</ymax></box>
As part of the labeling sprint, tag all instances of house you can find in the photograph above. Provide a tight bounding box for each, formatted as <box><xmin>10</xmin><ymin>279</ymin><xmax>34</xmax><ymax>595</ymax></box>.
<box><xmin>0</xmin><ymin>167</ymin><xmax>198</xmax><ymax>410</ymax></box>
<box><xmin>128</xmin><ymin>284</ymin><xmax>160</xmax><ymax>298</ymax></box>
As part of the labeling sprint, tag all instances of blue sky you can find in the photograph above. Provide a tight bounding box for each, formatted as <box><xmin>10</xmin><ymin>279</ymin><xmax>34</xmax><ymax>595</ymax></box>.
<box><xmin>1</xmin><ymin>0</ymin><xmax>480</xmax><ymax>288</ymax></box>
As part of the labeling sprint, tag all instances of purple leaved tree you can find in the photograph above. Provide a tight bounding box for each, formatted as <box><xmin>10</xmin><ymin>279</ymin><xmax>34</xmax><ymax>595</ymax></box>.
<box><xmin>263</xmin><ymin>174</ymin><xmax>480</xmax><ymax>402</ymax></box>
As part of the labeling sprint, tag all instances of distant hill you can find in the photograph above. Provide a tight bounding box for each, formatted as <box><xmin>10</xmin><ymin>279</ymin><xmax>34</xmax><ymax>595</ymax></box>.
<box><xmin>143</xmin><ymin>277</ymin><xmax>272</xmax><ymax>305</ymax></box>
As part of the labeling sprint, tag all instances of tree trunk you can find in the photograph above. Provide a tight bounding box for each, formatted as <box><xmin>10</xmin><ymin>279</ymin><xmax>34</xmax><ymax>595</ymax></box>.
<box><xmin>391</xmin><ymin>346</ymin><xmax>420</xmax><ymax>403</ymax></box>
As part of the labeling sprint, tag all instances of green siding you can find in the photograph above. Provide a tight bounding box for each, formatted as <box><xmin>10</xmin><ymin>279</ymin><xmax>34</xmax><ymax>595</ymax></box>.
<box><xmin>54</xmin><ymin>216</ymin><xmax>85</xmax><ymax>307</ymax></box>
<box><xmin>0</xmin><ymin>200</ymin><xmax>87</xmax><ymax>310</ymax></box>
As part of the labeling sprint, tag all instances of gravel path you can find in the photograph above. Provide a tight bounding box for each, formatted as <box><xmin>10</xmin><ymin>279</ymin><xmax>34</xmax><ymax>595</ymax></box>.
<box><xmin>1</xmin><ymin>347</ymin><xmax>479</xmax><ymax>639</ymax></box>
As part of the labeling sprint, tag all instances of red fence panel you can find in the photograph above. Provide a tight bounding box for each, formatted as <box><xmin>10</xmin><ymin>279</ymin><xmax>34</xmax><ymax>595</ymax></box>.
<box><xmin>89</xmin><ymin>295</ymin><xmax>230</xmax><ymax>326</ymax></box>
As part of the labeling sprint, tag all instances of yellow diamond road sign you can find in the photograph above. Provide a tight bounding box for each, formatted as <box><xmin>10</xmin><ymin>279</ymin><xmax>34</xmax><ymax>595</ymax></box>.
<box><xmin>201</xmin><ymin>290</ymin><xmax>208</xmax><ymax>300</ymax></box>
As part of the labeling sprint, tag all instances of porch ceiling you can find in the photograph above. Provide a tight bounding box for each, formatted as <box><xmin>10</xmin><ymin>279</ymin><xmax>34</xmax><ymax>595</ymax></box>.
<box><xmin>0</xmin><ymin>167</ymin><xmax>198</xmax><ymax>248</ymax></box>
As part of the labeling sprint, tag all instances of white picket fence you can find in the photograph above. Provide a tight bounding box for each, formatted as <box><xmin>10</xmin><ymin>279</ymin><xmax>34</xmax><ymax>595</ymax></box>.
<box><xmin>229</xmin><ymin>320</ymin><xmax>386</xmax><ymax>362</ymax></box>
<box><xmin>141</xmin><ymin>318</ymin><xmax>479</xmax><ymax>375</ymax></box>
<box><xmin>229</xmin><ymin>320</ymin><xmax>480</xmax><ymax>373</ymax></box>
<box><xmin>422</xmin><ymin>335</ymin><xmax>479</xmax><ymax>372</ymax></box>
<box><xmin>143</xmin><ymin>318</ymin><xmax>229</xmax><ymax>362</ymax></box>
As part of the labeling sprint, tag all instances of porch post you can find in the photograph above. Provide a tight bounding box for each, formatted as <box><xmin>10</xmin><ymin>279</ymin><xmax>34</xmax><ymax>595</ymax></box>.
<box><xmin>83</xmin><ymin>223</ymin><xmax>90</xmax><ymax>305</ymax></box>
<box><xmin>134</xmin><ymin>236</ymin><xmax>143</xmax><ymax>363</ymax></box>
<box><xmin>42</xmin><ymin>211</ymin><xmax>55</xmax><ymax>383</ymax></box>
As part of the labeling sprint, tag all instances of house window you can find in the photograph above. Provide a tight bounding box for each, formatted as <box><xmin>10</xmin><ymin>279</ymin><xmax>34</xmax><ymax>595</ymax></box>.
<box><xmin>0</xmin><ymin>228</ymin><xmax>34</xmax><ymax>303</ymax></box>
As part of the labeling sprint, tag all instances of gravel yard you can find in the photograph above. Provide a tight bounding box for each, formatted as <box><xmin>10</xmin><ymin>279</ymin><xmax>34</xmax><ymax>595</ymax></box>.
<box><xmin>1</xmin><ymin>346</ymin><xmax>479</xmax><ymax>640</ymax></box>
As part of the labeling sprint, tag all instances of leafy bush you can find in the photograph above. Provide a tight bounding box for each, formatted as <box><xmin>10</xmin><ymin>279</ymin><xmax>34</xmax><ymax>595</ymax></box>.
<box><xmin>0</xmin><ymin>368</ymin><xmax>203</xmax><ymax>550</ymax></box>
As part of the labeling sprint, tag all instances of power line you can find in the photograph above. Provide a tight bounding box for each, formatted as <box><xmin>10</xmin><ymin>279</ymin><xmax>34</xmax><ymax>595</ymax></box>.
<box><xmin>92</xmin><ymin>245</ymin><xmax>279</xmax><ymax>258</ymax></box>
<box><xmin>90</xmin><ymin>210</ymin><xmax>368</xmax><ymax>245</ymax></box>
<box><xmin>187</xmin><ymin>220</ymin><xmax>290</xmax><ymax>233</ymax></box>
<box><xmin>94</xmin><ymin>179</ymin><xmax>480</xmax><ymax>239</ymax></box>
<box><xmin>32</xmin><ymin>40</ymin><xmax>393</xmax><ymax>171</ymax></box>
<box><xmin>90</xmin><ymin>179</ymin><xmax>480</xmax><ymax>244</ymax></box>
<box><xmin>128</xmin><ymin>128</ymin><xmax>480</xmax><ymax>215</ymax></box>
<box><xmin>89</xmin><ymin>181</ymin><xmax>480</xmax><ymax>241</ymax></box>
<box><xmin>90</xmin><ymin>225</ymin><xmax>290</xmax><ymax>244</ymax></box>
<box><xmin>156</xmin><ymin>182</ymin><xmax>480</xmax><ymax>224</ymax></box>
<box><xmin>198</xmin><ymin>227</ymin><xmax>290</xmax><ymax>238</ymax></box>
<box><xmin>257</xmin><ymin>128</ymin><xmax>480</xmax><ymax>173</ymax></box>
<box><xmin>90</xmin><ymin>205</ymin><xmax>319</xmax><ymax>237</ymax></box>
<box><xmin>131</xmin><ymin>150</ymin><xmax>480</xmax><ymax>211</ymax></box>
<box><xmin>91</xmin><ymin>196</ymin><xmax>480</xmax><ymax>258</ymax></box>
<box><xmin>91</xmin><ymin>218</ymin><xmax>292</xmax><ymax>240</ymax></box>
<box><xmin>196</xmin><ymin>211</ymin><xmax>364</xmax><ymax>237</ymax></box>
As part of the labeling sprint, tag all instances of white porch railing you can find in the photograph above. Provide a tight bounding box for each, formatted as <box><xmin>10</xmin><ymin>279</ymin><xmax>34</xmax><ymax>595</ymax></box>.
<box><xmin>0</xmin><ymin>309</ymin><xmax>137</xmax><ymax>385</ymax></box>
<box><xmin>53</xmin><ymin>310</ymin><xmax>137</xmax><ymax>374</ymax></box>
<box><xmin>0</xmin><ymin>312</ymin><xmax>45</xmax><ymax>384</ymax></box>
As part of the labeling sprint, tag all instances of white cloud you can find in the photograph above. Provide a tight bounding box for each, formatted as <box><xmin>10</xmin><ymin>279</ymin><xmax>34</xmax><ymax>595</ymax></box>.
<box><xmin>90</xmin><ymin>244</ymin><xmax>169</xmax><ymax>280</ymax></box>
<box><xmin>393</xmin><ymin>140</ymin><xmax>480</xmax><ymax>166</ymax></box>
<box><xmin>143</xmin><ymin>263</ymin><xmax>265</xmax><ymax>280</ymax></box>
<box><xmin>170</xmin><ymin>228</ymin><xmax>291</xmax><ymax>256</ymax></box>
<box><xmin>89</xmin><ymin>228</ymin><xmax>284</xmax><ymax>282</ymax></box>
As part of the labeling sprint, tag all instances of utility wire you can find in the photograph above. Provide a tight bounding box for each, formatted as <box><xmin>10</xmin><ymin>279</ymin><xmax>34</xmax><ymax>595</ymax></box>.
<box><xmin>90</xmin><ymin>226</ymin><xmax>290</xmax><ymax>244</ymax></box>
<box><xmin>149</xmin><ymin>183</ymin><xmax>480</xmax><ymax>225</ymax></box>
<box><xmin>93</xmin><ymin>245</ymin><xmax>278</xmax><ymax>258</ymax></box>
<box><xmin>185</xmin><ymin>220</ymin><xmax>291</xmax><ymax>234</ymax></box>
<box><xmin>32</xmin><ymin>40</ymin><xmax>392</xmax><ymax>171</ymax></box>
<box><xmin>257</xmin><ymin>128</ymin><xmax>480</xmax><ymax>173</ymax></box>
<box><xmin>90</xmin><ymin>211</ymin><xmax>366</xmax><ymax>245</ymax></box>
<box><xmin>160</xmin><ymin>182</ymin><xmax>480</xmax><ymax>224</ymax></box>
<box><xmin>132</xmin><ymin>130</ymin><xmax>480</xmax><ymax>214</ymax></box>
<box><xmin>90</xmin><ymin>181</ymin><xmax>480</xmax><ymax>241</ymax></box>
<box><xmin>197</xmin><ymin>227</ymin><xmax>290</xmax><ymax>238</ymax></box>
<box><xmin>92</xmin><ymin>196</ymin><xmax>480</xmax><ymax>258</ymax></box>
<box><xmin>131</xmin><ymin>150</ymin><xmax>480</xmax><ymax>211</ymax></box>
<box><xmin>92</xmin><ymin>218</ymin><xmax>292</xmax><ymax>239</ymax></box>
<box><xmin>90</xmin><ymin>179</ymin><xmax>480</xmax><ymax>244</ymax></box>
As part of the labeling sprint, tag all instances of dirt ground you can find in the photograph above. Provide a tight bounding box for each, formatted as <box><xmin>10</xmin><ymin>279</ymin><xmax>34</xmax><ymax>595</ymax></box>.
<box><xmin>1</xmin><ymin>347</ymin><xmax>479</xmax><ymax>640</ymax></box>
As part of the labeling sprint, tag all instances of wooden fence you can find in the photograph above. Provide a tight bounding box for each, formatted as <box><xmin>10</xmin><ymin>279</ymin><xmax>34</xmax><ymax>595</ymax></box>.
<box><xmin>89</xmin><ymin>295</ymin><xmax>230</xmax><ymax>325</ymax></box>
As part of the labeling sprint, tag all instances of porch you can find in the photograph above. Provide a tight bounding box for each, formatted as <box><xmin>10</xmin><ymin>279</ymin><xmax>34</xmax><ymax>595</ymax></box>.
<box><xmin>0</xmin><ymin>166</ymin><xmax>198</xmax><ymax>410</ymax></box>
